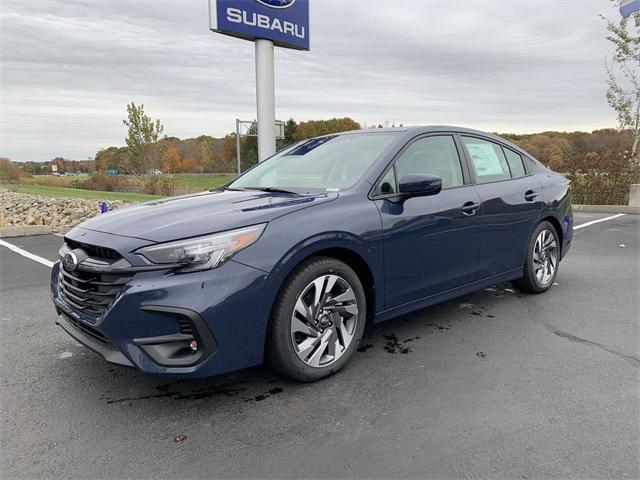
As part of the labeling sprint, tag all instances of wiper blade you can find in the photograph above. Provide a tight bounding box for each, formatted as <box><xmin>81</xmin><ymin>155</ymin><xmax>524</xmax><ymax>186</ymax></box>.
<box><xmin>244</xmin><ymin>187</ymin><xmax>300</xmax><ymax>195</ymax></box>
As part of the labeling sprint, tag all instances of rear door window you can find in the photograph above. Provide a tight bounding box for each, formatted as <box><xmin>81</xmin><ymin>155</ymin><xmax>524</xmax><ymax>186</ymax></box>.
<box><xmin>503</xmin><ymin>147</ymin><xmax>526</xmax><ymax>178</ymax></box>
<box><xmin>462</xmin><ymin>136</ymin><xmax>511</xmax><ymax>184</ymax></box>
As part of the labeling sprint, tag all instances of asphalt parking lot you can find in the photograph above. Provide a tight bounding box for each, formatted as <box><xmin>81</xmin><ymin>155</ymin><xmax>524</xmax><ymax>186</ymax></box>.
<box><xmin>1</xmin><ymin>212</ymin><xmax>638</xmax><ymax>479</ymax></box>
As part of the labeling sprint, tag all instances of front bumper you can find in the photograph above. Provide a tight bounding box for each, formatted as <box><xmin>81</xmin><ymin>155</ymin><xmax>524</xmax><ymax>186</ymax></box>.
<box><xmin>51</xmin><ymin>257</ymin><xmax>273</xmax><ymax>379</ymax></box>
<box><xmin>56</xmin><ymin>310</ymin><xmax>133</xmax><ymax>367</ymax></box>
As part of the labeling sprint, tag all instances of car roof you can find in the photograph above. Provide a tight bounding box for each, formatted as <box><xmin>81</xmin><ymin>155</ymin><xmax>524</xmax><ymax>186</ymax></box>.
<box><xmin>337</xmin><ymin>125</ymin><xmax>496</xmax><ymax>136</ymax></box>
<box><xmin>333</xmin><ymin>126</ymin><xmax>532</xmax><ymax>159</ymax></box>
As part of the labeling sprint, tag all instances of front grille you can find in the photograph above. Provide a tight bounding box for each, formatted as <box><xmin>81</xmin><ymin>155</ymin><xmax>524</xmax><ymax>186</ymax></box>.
<box><xmin>58</xmin><ymin>267</ymin><xmax>132</xmax><ymax>318</ymax></box>
<box><xmin>61</xmin><ymin>312</ymin><xmax>113</xmax><ymax>346</ymax></box>
<box><xmin>64</xmin><ymin>238</ymin><xmax>121</xmax><ymax>261</ymax></box>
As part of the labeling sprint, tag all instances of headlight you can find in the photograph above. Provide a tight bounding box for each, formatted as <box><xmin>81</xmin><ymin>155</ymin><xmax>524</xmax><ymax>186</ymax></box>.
<box><xmin>135</xmin><ymin>224</ymin><xmax>266</xmax><ymax>272</ymax></box>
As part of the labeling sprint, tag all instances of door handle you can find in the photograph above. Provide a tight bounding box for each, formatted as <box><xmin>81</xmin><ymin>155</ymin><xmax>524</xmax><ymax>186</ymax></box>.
<box><xmin>462</xmin><ymin>201</ymin><xmax>480</xmax><ymax>216</ymax></box>
<box><xmin>524</xmin><ymin>190</ymin><xmax>538</xmax><ymax>201</ymax></box>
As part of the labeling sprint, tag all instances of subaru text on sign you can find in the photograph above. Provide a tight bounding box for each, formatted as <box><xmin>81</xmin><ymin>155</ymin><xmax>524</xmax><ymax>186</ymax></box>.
<box><xmin>209</xmin><ymin>0</ymin><xmax>310</xmax><ymax>50</ymax></box>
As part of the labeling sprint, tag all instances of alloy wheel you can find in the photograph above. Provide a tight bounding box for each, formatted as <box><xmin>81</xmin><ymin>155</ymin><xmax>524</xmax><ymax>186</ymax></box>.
<box><xmin>533</xmin><ymin>229</ymin><xmax>558</xmax><ymax>287</ymax></box>
<box><xmin>290</xmin><ymin>274</ymin><xmax>359</xmax><ymax>368</ymax></box>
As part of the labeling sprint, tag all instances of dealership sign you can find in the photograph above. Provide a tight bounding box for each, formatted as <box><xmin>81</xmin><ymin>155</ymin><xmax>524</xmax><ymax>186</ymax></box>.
<box><xmin>209</xmin><ymin>0</ymin><xmax>310</xmax><ymax>50</ymax></box>
<box><xmin>620</xmin><ymin>0</ymin><xmax>640</xmax><ymax>18</ymax></box>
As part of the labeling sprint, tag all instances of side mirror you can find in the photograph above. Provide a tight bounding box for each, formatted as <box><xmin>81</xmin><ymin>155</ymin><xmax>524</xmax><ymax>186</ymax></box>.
<box><xmin>398</xmin><ymin>173</ymin><xmax>442</xmax><ymax>197</ymax></box>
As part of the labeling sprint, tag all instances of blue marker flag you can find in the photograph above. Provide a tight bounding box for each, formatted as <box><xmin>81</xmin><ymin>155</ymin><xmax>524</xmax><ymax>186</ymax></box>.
<box><xmin>620</xmin><ymin>0</ymin><xmax>640</xmax><ymax>18</ymax></box>
<box><xmin>100</xmin><ymin>201</ymin><xmax>108</xmax><ymax>214</ymax></box>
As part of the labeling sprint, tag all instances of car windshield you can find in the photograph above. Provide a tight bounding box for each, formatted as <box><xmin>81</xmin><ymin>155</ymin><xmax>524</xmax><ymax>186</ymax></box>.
<box><xmin>229</xmin><ymin>133</ymin><xmax>398</xmax><ymax>193</ymax></box>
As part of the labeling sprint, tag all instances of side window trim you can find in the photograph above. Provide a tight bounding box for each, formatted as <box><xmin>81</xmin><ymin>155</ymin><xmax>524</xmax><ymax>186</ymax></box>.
<box><xmin>370</xmin><ymin>132</ymin><xmax>469</xmax><ymax>199</ymax></box>
<box><xmin>502</xmin><ymin>145</ymin><xmax>530</xmax><ymax>179</ymax></box>
<box><xmin>376</xmin><ymin>164</ymin><xmax>399</xmax><ymax>197</ymax></box>
<box><xmin>524</xmin><ymin>156</ymin><xmax>535</xmax><ymax>174</ymax></box>
<box><xmin>453</xmin><ymin>134</ymin><xmax>473</xmax><ymax>185</ymax></box>
<box><xmin>502</xmin><ymin>146</ymin><xmax>515</xmax><ymax>178</ymax></box>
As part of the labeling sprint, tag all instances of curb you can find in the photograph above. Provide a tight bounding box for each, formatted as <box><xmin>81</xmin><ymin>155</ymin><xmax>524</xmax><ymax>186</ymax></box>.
<box><xmin>573</xmin><ymin>205</ymin><xmax>640</xmax><ymax>214</ymax></box>
<box><xmin>0</xmin><ymin>225</ymin><xmax>54</xmax><ymax>238</ymax></box>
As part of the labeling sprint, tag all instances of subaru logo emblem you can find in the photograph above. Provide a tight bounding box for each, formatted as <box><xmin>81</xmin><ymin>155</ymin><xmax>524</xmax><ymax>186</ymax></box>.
<box><xmin>256</xmin><ymin>0</ymin><xmax>296</xmax><ymax>9</ymax></box>
<box><xmin>62</xmin><ymin>251</ymin><xmax>78</xmax><ymax>272</ymax></box>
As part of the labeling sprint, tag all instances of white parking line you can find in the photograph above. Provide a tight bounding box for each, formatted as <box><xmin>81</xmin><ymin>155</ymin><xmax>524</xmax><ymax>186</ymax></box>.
<box><xmin>574</xmin><ymin>213</ymin><xmax>626</xmax><ymax>230</ymax></box>
<box><xmin>0</xmin><ymin>212</ymin><xmax>628</xmax><ymax>269</ymax></box>
<box><xmin>0</xmin><ymin>238</ymin><xmax>54</xmax><ymax>268</ymax></box>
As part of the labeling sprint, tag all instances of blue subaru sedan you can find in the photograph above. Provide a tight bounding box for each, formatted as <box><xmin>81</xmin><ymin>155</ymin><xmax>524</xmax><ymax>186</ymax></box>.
<box><xmin>51</xmin><ymin>126</ymin><xmax>573</xmax><ymax>381</ymax></box>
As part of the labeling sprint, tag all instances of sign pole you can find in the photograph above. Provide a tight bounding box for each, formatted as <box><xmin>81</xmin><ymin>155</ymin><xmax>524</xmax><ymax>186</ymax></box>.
<box><xmin>255</xmin><ymin>39</ymin><xmax>276</xmax><ymax>162</ymax></box>
<box><xmin>235</xmin><ymin>118</ymin><xmax>242</xmax><ymax>175</ymax></box>
<box><xmin>209</xmin><ymin>0</ymin><xmax>309</xmax><ymax>164</ymax></box>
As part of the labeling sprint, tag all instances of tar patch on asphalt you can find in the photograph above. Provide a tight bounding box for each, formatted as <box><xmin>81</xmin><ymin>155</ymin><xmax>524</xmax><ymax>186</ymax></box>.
<box><xmin>426</xmin><ymin>323</ymin><xmax>451</xmax><ymax>330</ymax></box>
<box><xmin>244</xmin><ymin>387</ymin><xmax>284</xmax><ymax>403</ymax></box>
<box><xmin>102</xmin><ymin>381</ymin><xmax>247</xmax><ymax>404</ymax></box>
<box><xmin>382</xmin><ymin>333</ymin><xmax>412</xmax><ymax>354</ymax></box>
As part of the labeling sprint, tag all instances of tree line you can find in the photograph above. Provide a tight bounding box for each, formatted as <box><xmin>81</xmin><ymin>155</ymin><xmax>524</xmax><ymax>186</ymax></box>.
<box><xmin>93</xmin><ymin>103</ymin><xmax>362</xmax><ymax>174</ymax></box>
<box><xmin>3</xmin><ymin>126</ymin><xmax>636</xmax><ymax>178</ymax></box>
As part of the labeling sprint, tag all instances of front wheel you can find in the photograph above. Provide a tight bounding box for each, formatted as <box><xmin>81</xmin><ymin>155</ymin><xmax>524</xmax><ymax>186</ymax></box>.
<box><xmin>266</xmin><ymin>257</ymin><xmax>366</xmax><ymax>382</ymax></box>
<box><xmin>513</xmin><ymin>221</ymin><xmax>560</xmax><ymax>294</ymax></box>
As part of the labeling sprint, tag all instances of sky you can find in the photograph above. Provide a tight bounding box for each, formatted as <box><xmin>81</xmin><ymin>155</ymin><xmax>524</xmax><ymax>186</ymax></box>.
<box><xmin>0</xmin><ymin>0</ymin><xmax>625</xmax><ymax>162</ymax></box>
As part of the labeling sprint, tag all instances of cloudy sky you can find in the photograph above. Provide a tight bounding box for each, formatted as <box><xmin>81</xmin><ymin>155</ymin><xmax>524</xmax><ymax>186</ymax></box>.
<box><xmin>0</xmin><ymin>0</ymin><xmax>624</xmax><ymax>162</ymax></box>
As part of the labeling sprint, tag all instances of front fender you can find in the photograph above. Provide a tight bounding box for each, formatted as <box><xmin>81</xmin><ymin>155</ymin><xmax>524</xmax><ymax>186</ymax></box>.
<box><xmin>241</xmin><ymin>231</ymin><xmax>386</xmax><ymax>331</ymax></box>
<box><xmin>233</xmin><ymin>194</ymin><xmax>385</xmax><ymax>316</ymax></box>
<box><xmin>265</xmin><ymin>231</ymin><xmax>385</xmax><ymax>317</ymax></box>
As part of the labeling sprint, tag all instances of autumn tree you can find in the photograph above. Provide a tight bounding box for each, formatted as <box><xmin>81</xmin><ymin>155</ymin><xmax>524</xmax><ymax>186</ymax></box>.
<box><xmin>161</xmin><ymin>146</ymin><xmax>182</xmax><ymax>173</ymax></box>
<box><xmin>122</xmin><ymin>102</ymin><xmax>165</xmax><ymax>173</ymax></box>
<box><xmin>514</xmin><ymin>135</ymin><xmax>573</xmax><ymax>171</ymax></box>
<box><xmin>283</xmin><ymin>118</ymin><xmax>298</xmax><ymax>144</ymax></box>
<box><xmin>96</xmin><ymin>146</ymin><xmax>128</xmax><ymax>171</ymax></box>
<box><xmin>20</xmin><ymin>161</ymin><xmax>40</xmax><ymax>175</ymax></box>
<box><xmin>292</xmin><ymin>117</ymin><xmax>361</xmax><ymax>141</ymax></box>
<box><xmin>182</xmin><ymin>155</ymin><xmax>198</xmax><ymax>172</ymax></box>
<box><xmin>196</xmin><ymin>136</ymin><xmax>213</xmax><ymax>172</ymax></box>
<box><xmin>241</xmin><ymin>122</ymin><xmax>259</xmax><ymax>171</ymax></box>
<box><xmin>222</xmin><ymin>134</ymin><xmax>238</xmax><ymax>172</ymax></box>
<box><xmin>0</xmin><ymin>157</ymin><xmax>24</xmax><ymax>182</ymax></box>
<box><xmin>292</xmin><ymin>122</ymin><xmax>317</xmax><ymax>141</ymax></box>
<box><xmin>49</xmin><ymin>157</ymin><xmax>67</xmax><ymax>174</ymax></box>
<box><xmin>602</xmin><ymin>3</ymin><xmax>640</xmax><ymax>157</ymax></box>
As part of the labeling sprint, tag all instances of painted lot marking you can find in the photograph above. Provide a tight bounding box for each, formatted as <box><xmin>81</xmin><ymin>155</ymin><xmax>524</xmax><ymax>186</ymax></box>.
<box><xmin>0</xmin><ymin>213</ymin><xmax>629</xmax><ymax>269</ymax></box>
<box><xmin>574</xmin><ymin>213</ymin><xmax>625</xmax><ymax>230</ymax></box>
<box><xmin>0</xmin><ymin>238</ymin><xmax>54</xmax><ymax>268</ymax></box>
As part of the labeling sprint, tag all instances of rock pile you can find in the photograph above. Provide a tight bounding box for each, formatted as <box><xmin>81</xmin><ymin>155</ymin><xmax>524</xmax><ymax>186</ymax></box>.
<box><xmin>0</xmin><ymin>188</ymin><xmax>128</xmax><ymax>234</ymax></box>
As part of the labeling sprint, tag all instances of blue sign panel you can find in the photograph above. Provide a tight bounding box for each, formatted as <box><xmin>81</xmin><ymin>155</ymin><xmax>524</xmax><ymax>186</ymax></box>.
<box><xmin>620</xmin><ymin>0</ymin><xmax>640</xmax><ymax>18</ymax></box>
<box><xmin>209</xmin><ymin>0</ymin><xmax>310</xmax><ymax>50</ymax></box>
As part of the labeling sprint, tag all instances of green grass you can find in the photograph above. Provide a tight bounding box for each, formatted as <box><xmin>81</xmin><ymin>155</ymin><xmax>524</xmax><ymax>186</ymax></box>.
<box><xmin>1</xmin><ymin>184</ymin><xmax>161</xmax><ymax>202</ymax></box>
<box><xmin>170</xmin><ymin>174</ymin><xmax>234</xmax><ymax>189</ymax></box>
<box><xmin>24</xmin><ymin>173</ymin><xmax>235</xmax><ymax>192</ymax></box>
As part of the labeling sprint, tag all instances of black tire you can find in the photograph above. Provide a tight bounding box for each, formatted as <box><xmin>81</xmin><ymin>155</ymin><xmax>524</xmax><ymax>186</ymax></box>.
<box><xmin>266</xmin><ymin>257</ymin><xmax>367</xmax><ymax>382</ymax></box>
<box><xmin>513</xmin><ymin>221</ymin><xmax>560</xmax><ymax>294</ymax></box>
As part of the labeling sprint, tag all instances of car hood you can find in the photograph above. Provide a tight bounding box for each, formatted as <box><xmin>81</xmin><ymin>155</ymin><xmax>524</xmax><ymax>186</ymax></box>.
<box><xmin>78</xmin><ymin>189</ymin><xmax>338</xmax><ymax>243</ymax></box>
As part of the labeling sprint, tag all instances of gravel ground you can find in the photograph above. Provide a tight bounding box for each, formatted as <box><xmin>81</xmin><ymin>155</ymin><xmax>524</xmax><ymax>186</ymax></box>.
<box><xmin>0</xmin><ymin>188</ymin><xmax>126</xmax><ymax>233</ymax></box>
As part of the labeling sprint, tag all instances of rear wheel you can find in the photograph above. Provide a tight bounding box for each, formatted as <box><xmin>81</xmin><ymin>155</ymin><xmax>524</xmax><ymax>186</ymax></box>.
<box><xmin>267</xmin><ymin>257</ymin><xmax>366</xmax><ymax>382</ymax></box>
<box><xmin>513</xmin><ymin>221</ymin><xmax>560</xmax><ymax>294</ymax></box>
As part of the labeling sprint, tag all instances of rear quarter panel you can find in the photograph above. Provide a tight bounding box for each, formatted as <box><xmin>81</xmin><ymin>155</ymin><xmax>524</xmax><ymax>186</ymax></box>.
<box><xmin>532</xmin><ymin>164</ymin><xmax>573</xmax><ymax>258</ymax></box>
